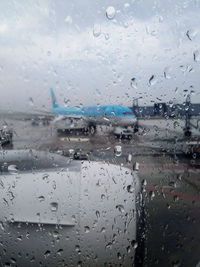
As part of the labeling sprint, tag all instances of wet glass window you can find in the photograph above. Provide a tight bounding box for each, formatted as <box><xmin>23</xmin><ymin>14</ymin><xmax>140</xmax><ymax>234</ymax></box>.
<box><xmin>0</xmin><ymin>0</ymin><xmax>200</xmax><ymax>266</ymax></box>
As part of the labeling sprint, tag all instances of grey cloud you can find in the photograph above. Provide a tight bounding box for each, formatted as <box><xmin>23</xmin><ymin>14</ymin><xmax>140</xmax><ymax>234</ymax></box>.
<box><xmin>0</xmin><ymin>0</ymin><xmax>200</xmax><ymax>111</ymax></box>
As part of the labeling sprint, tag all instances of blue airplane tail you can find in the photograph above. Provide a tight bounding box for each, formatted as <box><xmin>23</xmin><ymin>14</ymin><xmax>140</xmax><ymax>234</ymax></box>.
<box><xmin>50</xmin><ymin>88</ymin><xmax>59</xmax><ymax>109</ymax></box>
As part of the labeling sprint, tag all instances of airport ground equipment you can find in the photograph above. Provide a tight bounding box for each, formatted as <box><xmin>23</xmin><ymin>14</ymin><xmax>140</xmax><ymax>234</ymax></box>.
<box><xmin>113</xmin><ymin>126</ymin><xmax>134</xmax><ymax>139</ymax></box>
<box><xmin>0</xmin><ymin>149</ymin><xmax>141</xmax><ymax>266</ymax></box>
<box><xmin>183</xmin><ymin>94</ymin><xmax>200</xmax><ymax>138</ymax></box>
<box><xmin>55</xmin><ymin>117</ymin><xmax>90</xmax><ymax>135</ymax></box>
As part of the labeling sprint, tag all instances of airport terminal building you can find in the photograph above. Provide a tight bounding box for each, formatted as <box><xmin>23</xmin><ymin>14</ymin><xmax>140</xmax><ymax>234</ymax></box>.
<box><xmin>131</xmin><ymin>103</ymin><xmax>200</xmax><ymax>118</ymax></box>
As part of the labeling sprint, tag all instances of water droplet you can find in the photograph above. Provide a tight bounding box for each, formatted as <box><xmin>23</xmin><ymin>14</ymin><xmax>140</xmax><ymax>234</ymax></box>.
<box><xmin>158</xmin><ymin>15</ymin><xmax>164</xmax><ymax>23</ymax></box>
<box><xmin>106</xmin><ymin>242</ymin><xmax>112</xmax><ymax>249</ymax></box>
<box><xmin>0</xmin><ymin>221</ymin><xmax>5</xmax><ymax>231</ymax></box>
<box><xmin>130</xmin><ymin>77</ymin><xmax>137</xmax><ymax>89</ymax></box>
<box><xmin>164</xmin><ymin>67</ymin><xmax>172</xmax><ymax>79</ymax></box>
<box><xmin>44</xmin><ymin>250</ymin><xmax>51</xmax><ymax>258</ymax></box>
<box><xmin>116</xmin><ymin>205</ymin><xmax>125</xmax><ymax>213</ymax></box>
<box><xmin>149</xmin><ymin>75</ymin><xmax>157</xmax><ymax>86</ymax></box>
<box><xmin>186</xmin><ymin>29</ymin><xmax>198</xmax><ymax>41</ymax></box>
<box><xmin>84</xmin><ymin>226</ymin><xmax>90</xmax><ymax>233</ymax></box>
<box><xmin>8</xmin><ymin>191</ymin><xmax>14</xmax><ymax>201</ymax></box>
<box><xmin>43</xmin><ymin>173</ymin><xmax>49</xmax><ymax>180</ymax></box>
<box><xmin>64</xmin><ymin>98</ymin><xmax>71</xmax><ymax>106</ymax></box>
<box><xmin>75</xmin><ymin>245</ymin><xmax>81</xmax><ymax>253</ymax></box>
<box><xmin>101</xmin><ymin>194</ymin><xmax>105</xmax><ymax>200</ymax></box>
<box><xmin>127</xmin><ymin>154</ymin><xmax>132</xmax><ymax>163</ymax></box>
<box><xmin>173</xmin><ymin>121</ymin><xmax>179</xmax><ymax>128</ymax></box>
<box><xmin>50</xmin><ymin>202</ymin><xmax>58</xmax><ymax>212</ymax></box>
<box><xmin>126</xmin><ymin>246</ymin><xmax>131</xmax><ymax>253</ymax></box>
<box><xmin>131</xmin><ymin>240</ymin><xmax>138</xmax><ymax>249</ymax></box>
<box><xmin>177</xmin><ymin>173</ymin><xmax>182</xmax><ymax>181</ymax></box>
<box><xmin>114</xmin><ymin>145</ymin><xmax>122</xmax><ymax>157</ymax></box>
<box><xmin>38</xmin><ymin>196</ymin><xmax>45</xmax><ymax>202</ymax></box>
<box><xmin>106</xmin><ymin>6</ymin><xmax>116</xmax><ymax>20</ymax></box>
<box><xmin>124</xmin><ymin>3</ymin><xmax>130</xmax><ymax>8</ymax></box>
<box><xmin>101</xmin><ymin>227</ymin><xmax>105</xmax><ymax>233</ymax></box>
<box><xmin>149</xmin><ymin>191</ymin><xmax>155</xmax><ymax>200</ymax></box>
<box><xmin>117</xmin><ymin>252</ymin><xmax>122</xmax><ymax>259</ymax></box>
<box><xmin>173</xmin><ymin>195</ymin><xmax>179</xmax><ymax>202</ymax></box>
<box><xmin>96</xmin><ymin>210</ymin><xmax>100</xmax><ymax>219</ymax></box>
<box><xmin>57</xmin><ymin>249</ymin><xmax>63</xmax><ymax>256</ymax></box>
<box><xmin>142</xmin><ymin>179</ymin><xmax>147</xmax><ymax>186</ymax></box>
<box><xmin>52</xmin><ymin>180</ymin><xmax>56</xmax><ymax>190</ymax></box>
<box><xmin>10</xmin><ymin>258</ymin><xmax>16</xmax><ymax>264</ymax></box>
<box><xmin>77</xmin><ymin>261</ymin><xmax>82</xmax><ymax>267</ymax></box>
<box><xmin>104</xmin><ymin>33</ymin><xmax>110</xmax><ymax>40</ymax></box>
<box><xmin>127</xmin><ymin>185</ymin><xmax>134</xmax><ymax>193</ymax></box>
<box><xmin>8</xmin><ymin>165</ymin><xmax>18</xmax><ymax>174</ymax></box>
<box><xmin>28</xmin><ymin>97</ymin><xmax>34</xmax><ymax>107</ymax></box>
<box><xmin>193</xmin><ymin>50</ymin><xmax>200</xmax><ymax>62</ymax></box>
<box><xmin>93</xmin><ymin>24</ymin><xmax>101</xmax><ymax>37</ymax></box>
<box><xmin>53</xmin><ymin>230</ymin><xmax>59</xmax><ymax>238</ymax></box>
<box><xmin>64</xmin><ymin>15</ymin><xmax>72</xmax><ymax>24</ymax></box>
<box><xmin>168</xmin><ymin>181</ymin><xmax>176</xmax><ymax>188</ymax></box>
<box><xmin>17</xmin><ymin>235</ymin><xmax>22</xmax><ymax>241</ymax></box>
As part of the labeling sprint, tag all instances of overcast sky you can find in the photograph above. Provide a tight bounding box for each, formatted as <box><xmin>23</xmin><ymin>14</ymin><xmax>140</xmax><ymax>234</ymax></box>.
<box><xmin>0</xmin><ymin>0</ymin><xmax>200</xmax><ymax>111</ymax></box>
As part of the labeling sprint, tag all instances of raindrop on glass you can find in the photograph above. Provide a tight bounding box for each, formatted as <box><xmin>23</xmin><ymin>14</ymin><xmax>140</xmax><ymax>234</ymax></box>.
<box><xmin>124</xmin><ymin>3</ymin><xmax>130</xmax><ymax>8</ymax></box>
<box><xmin>38</xmin><ymin>196</ymin><xmax>45</xmax><ymax>202</ymax></box>
<box><xmin>8</xmin><ymin>165</ymin><xmax>18</xmax><ymax>174</ymax></box>
<box><xmin>130</xmin><ymin>77</ymin><xmax>137</xmax><ymax>89</ymax></box>
<box><xmin>126</xmin><ymin>246</ymin><xmax>131</xmax><ymax>253</ymax></box>
<box><xmin>117</xmin><ymin>252</ymin><xmax>122</xmax><ymax>260</ymax></box>
<box><xmin>96</xmin><ymin>210</ymin><xmax>100</xmax><ymax>219</ymax></box>
<box><xmin>93</xmin><ymin>24</ymin><xmax>101</xmax><ymax>37</ymax></box>
<box><xmin>101</xmin><ymin>194</ymin><xmax>105</xmax><ymax>200</ymax></box>
<box><xmin>106</xmin><ymin>6</ymin><xmax>116</xmax><ymax>20</ymax></box>
<box><xmin>44</xmin><ymin>250</ymin><xmax>51</xmax><ymax>258</ymax></box>
<box><xmin>50</xmin><ymin>202</ymin><xmax>58</xmax><ymax>212</ymax></box>
<box><xmin>164</xmin><ymin>67</ymin><xmax>172</xmax><ymax>79</ymax></box>
<box><xmin>116</xmin><ymin>204</ymin><xmax>125</xmax><ymax>213</ymax></box>
<box><xmin>29</xmin><ymin>97</ymin><xmax>34</xmax><ymax>107</ymax></box>
<box><xmin>131</xmin><ymin>240</ymin><xmax>138</xmax><ymax>249</ymax></box>
<box><xmin>127</xmin><ymin>154</ymin><xmax>132</xmax><ymax>163</ymax></box>
<box><xmin>173</xmin><ymin>121</ymin><xmax>179</xmax><ymax>128</ymax></box>
<box><xmin>57</xmin><ymin>249</ymin><xmax>63</xmax><ymax>256</ymax></box>
<box><xmin>64</xmin><ymin>15</ymin><xmax>72</xmax><ymax>24</ymax></box>
<box><xmin>127</xmin><ymin>185</ymin><xmax>134</xmax><ymax>193</ymax></box>
<box><xmin>84</xmin><ymin>226</ymin><xmax>90</xmax><ymax>233</ymax></box>
<box><xmin>193</xmin><ymin>50</ymin><xmax>200</xmax><ymax>62</ymax></box>
<box><xmin>186</xmin><ymin>29</ymin><xmax>198</xmax><ymax>41</ymax></box>
<box><xmin>173</xmin><ymin>195</ymin><xmax>179</xmax><ymax>202</ymax></box>
<box><xmin>149</xmin><ymin>191</ymin><xmax>155</xmax><ymax>200</ymax></box>
<box><xmin>43</xmin><ymin>173</ymin><xmax>49</xmax><ymax>180</ymax></box>
<box><xmin>149</xmin><ymin>75</ymin><xmax>157</xmax><ymax>86</ymax></box>
<box><xmin>114</xmin><ymin>145</ymin><xmax>122</xmax><ymax>157</ymax></box>
<box><xmin>101</xmin><ymin>227</ymin><xmax>105</xmax><ymax>233</ymax></box>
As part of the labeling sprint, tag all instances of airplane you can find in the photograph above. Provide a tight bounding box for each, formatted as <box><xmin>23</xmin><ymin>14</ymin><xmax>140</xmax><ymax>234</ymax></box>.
<box><xmin>50</xmin><ymin>89</ymin><xmax>138</xmax><ymax>136</ymax></box>
<box><xmin>0</xmin><ymin>149</ymin><xmax>141</xmax><ymax>266</ymax></box>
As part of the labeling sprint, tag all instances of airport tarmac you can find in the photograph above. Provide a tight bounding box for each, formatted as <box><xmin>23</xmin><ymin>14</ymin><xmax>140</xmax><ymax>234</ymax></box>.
<box><xmin>1</xmin><ymin>116</ymin><xmax>200</xmax><ymax>267</ymax></box>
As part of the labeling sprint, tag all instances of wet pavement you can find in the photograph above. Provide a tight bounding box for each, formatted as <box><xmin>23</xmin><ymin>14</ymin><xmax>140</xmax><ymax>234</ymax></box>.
<box><xmin>1</xmin><ymin>116</ymin><xmax>200</xmax><ymax>267</ymax></box>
